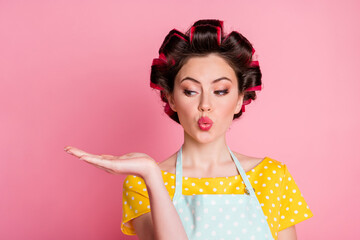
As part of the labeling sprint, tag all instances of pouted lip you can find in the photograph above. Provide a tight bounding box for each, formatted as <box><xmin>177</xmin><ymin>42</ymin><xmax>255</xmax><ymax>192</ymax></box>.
<box><xmin>198</xmin><ymin>116</ymin><xmax>213</xmax><ymax>125</ymax></box>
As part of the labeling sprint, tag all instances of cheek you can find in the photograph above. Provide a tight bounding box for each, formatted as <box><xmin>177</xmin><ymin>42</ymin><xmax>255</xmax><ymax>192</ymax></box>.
<box><xmin>218</xmin><ymin>96</ymin><xmax>238</xmax><ymax>112</ymax></box>
<box><xmin>218</xmin><ymin>103</ymin><xmax>236</xmax><ymax>117</ymax></box>
<box><xmin>176</xmin><ymin>105</ymin><xmax>195</xmax><ymax>129</ymax></box>
<box><xmin>177</xmin><ymin>104</ymin><xmax>193</xmax><ymax>119</ymax></box>
<box><xmin>173</xmin><ymin>94</ymin><xmax>194</xmax><ymax>117</ymax></box>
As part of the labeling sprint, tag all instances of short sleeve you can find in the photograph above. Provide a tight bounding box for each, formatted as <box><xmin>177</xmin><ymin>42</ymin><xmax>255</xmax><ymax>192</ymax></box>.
<box><xmin>121</xmin><ymin>175</ymin><xmax>151</xmax><ymax>235</ymax></box>
<box><xmin>278</xmin><ymin>165</ymin><xmax>313</xmax><ymax>231</ymax></box>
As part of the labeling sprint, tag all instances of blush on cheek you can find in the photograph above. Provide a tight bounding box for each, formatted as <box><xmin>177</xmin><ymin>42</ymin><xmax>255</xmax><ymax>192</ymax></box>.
<box><xmin>219</xmin><ymin>101</ymin><xmax>236</xmax><ymax>111</ymax></box>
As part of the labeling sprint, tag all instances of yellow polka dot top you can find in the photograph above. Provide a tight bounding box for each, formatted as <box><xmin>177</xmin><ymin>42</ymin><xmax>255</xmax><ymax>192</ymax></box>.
<box><xmin>121</xmin><ymin>157</ymin><xmax>313</xmax><ymax>239</ymax></box>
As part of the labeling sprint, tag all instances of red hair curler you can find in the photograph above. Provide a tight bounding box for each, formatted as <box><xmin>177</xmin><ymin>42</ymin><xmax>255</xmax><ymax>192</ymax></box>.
<box><xmin>159</xmin><ymin>52</ymin><xmax>167</xmax><ymax>61</ymax></box>
<box><xmin>219</xmin><ymin>20</ymin><xmax>224</xmax><ymax>29</ymax></box>
<box><xmin>216</xmin><ymin>26</ymin><xmax>221</xmax><ymax>45</ymax></box>
<box><xmin>249</xmin><ymin>47</ymin><xmax>259</xmax><ymax>67</ymax></box>
<box><xmin>249</xmin><ymin>60</ymin><xmax>259</xmax><ymax>67</ymax></box>
<box><xmin>173</xmin><ymin>31</ymin><xmax>188</xmax><ymax>42</ymax></box>
<box><xmin>241</xmin><ymin>84</ymin><xmax>262</xmax><ymax>112</ymax></box>
<box><xmin>241</xmin><ymin>104</ymin><xmax>247</xmax><ymax>112</ymax></box>
<box><xmin>190</xmin><ymin>26</ymin><xmax>196</xmax><ymax>43</ymax></box>
<box><xmin>150</xmin><ymin>82</ymin><xmax>163</xmax><ymax>90</ymax></box>
<box><xmin>151</xmin><ymin>58</ymin><xmax>166</xmax><ymax>66</ymax></box>
<box><xmin>241</xmin><ymin>99</ymin><xmax>252</xmax><ymax>112</ymax></box>
<box><xmin>164</xmin><ymin>102</ymin><xmax>175</xmax><ymax>116</ymax></box>
<box><xmin>244</xmin><ymin>85</ymin><xmax>262</xmax><ymax>92</ymax></box>
<box><xmin>153</xmin><ymin>52</ymin><xmax>175</xmax><ymax>66</ymax></box>
<box><xmin>150</xmin><ymin>55</ymin><xmax>167</xmax><ymax>90</ymax></box>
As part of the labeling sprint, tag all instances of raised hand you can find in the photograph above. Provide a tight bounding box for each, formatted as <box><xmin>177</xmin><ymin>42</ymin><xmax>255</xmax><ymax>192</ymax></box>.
<box><xmin>64</xmin><ymin>146</ymin><xmax>158</xmax><ymax>179</ymax></box>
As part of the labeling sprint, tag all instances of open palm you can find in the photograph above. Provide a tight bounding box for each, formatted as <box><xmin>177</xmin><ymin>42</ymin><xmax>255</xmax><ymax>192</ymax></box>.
<box><xmin>64</xmin><ymin>146</ymin><xmax>157</xmax><ymax>179</ymax></box>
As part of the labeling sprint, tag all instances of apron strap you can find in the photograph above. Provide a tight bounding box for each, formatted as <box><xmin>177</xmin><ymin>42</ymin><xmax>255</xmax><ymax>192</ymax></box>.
<box><xmin>227</xmin><ymin>145</ymin><xmax>256</xmax><ymax>197</ymax></box>
<box><xmin>173</xmin><ymin>144</ymin><xmax>257</xmax><ymax>201</ymax></box>
<box><xmin>173</xmin><ymin>145</ymin><xmax>184</xmax><ymax>202</ymax></box>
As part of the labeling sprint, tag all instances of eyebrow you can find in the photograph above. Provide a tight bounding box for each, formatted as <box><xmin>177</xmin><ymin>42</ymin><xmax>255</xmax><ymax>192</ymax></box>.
<box><xmin>180</xmin><ymin>77</ymin><xmax>232</xmax><ymax>84</ymax></box>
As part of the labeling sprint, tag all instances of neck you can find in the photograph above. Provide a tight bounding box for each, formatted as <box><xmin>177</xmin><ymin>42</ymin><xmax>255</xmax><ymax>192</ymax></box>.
<box><xmin>181</xmin><ymin>131</ymin><xmax>233</xmax><ymax>171</ymax></box>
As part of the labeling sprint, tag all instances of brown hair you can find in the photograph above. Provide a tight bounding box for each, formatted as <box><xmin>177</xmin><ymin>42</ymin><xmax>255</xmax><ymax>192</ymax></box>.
<box><xmin>150</xmin><ymin>19</ymin><xmax>262</xmax><ymax>124</ymax></box>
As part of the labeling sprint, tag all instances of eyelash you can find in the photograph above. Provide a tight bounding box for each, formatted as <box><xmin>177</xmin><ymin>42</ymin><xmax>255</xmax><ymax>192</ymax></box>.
<box><xmin>183</xmin><ymin>89</ymin><xmax>229</xmax><ymax>96</ymax></box>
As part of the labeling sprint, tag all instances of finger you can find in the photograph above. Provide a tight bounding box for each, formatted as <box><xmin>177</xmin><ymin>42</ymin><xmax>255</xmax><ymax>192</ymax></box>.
<box><xmin>100</xmin><ymin>154</ymin><xmax>116</xmax><ymax>160</ymax></box>
<box><xmin>84</xmin><ymin>160</ymin><xmax>116</xmax><ymax>174</ymax></box>
<box><xmin>117</xmin><ymin>152</ymin><xmax>139</xmax><ymax>159</ymax></box>
<box><xmin>65</xmin><ymin>146</ymin><xmax>99</xmax><ymax>159</ymax></box>
<box><xmin>80</xmin><ymin>155</ymin><xmax>114</xmax><ymax>169</ymax></box>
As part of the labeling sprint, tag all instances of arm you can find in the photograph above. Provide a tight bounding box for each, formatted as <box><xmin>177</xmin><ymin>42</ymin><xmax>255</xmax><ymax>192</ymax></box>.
<box><xmin>131</xmin><ymin>212</ymin><xmax>154</xmax><ymax>240</ymax></box>
<box><xmin>64</xmin><ymin>147</ymin><xmax>188</xmax><ymax>240</ymax></box>
<box><xmin>278</xmin><ymin>225</ymin><xmax>297</xmax><ymax>240</ymax></box>
<box><xmin>133</xmin><ymin>162</ymin><xmax>188</xmax><ymax>240</ymax></box>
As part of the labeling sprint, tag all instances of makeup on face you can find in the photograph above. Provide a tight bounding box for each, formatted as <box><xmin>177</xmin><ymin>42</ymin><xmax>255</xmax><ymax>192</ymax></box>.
<box><xmin>179</xmin><ymin>77</ymin><xmax>233</xmax><ymax>97</ymax></box>
<box><xmin>198</xmin><ymin>116</ymin><xmax>213</xmax><ymax>131</ymax></box>
<box><xmin>172</xmin><ymin>54</ymin><xmax>241</xmax><ymax>141</ymax></box>
<box><xmin>178</xmin><ymin>77</ymin><xmax>235</xmax><ymax>132</ymax></box>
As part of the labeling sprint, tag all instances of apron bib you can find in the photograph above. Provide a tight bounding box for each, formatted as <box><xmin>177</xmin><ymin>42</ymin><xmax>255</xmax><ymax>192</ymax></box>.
<box><xmin>172</xmin><ymin>145</ymin><xmax>274</xmax><ymax>240</ymax></box>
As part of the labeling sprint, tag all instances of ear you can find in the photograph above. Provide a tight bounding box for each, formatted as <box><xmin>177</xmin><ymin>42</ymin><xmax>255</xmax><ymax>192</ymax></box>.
<box><xmin>165</xmin><ymin>92</ymin><xmax>177</xmax><ymax>112</ymax></box>
<box><xmin>234</xmin><ymin>93</ymin><xmax>244</xmax><ymax>114</ymax></box>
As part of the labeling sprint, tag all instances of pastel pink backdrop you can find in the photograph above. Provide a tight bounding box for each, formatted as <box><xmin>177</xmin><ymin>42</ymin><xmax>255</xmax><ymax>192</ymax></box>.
<box><xmin>1</xmin><ymin>0</ymin><xmax>359</xmax><ymax>239</ymax></box>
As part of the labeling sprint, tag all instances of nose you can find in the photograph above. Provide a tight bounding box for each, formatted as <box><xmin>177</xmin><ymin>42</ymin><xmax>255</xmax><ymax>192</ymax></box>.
<box><xmin>198</xmin><ymin>92</ymin><xmax>212</xmax><ymax>112</ymax></box>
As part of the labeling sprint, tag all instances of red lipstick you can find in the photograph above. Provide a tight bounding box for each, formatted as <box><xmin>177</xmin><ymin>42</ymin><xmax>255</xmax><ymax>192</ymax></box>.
<box><xmin>198</xmin><ymin>116</ymin><xmax>213</xmax><ymax>131</ymax></box>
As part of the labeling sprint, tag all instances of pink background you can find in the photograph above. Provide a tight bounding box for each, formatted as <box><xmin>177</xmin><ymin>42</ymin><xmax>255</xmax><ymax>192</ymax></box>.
<box><xmin>1</xmin><ymin>0</ymin><xmax>359</xmax><ymax>239</ymax></box>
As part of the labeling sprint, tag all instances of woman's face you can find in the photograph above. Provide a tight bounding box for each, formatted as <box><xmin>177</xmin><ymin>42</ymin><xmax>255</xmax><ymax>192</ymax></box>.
<box><xmin>166</xmin><ymin>53</ymin><xmax>244</xmax><ymax>143</ymax></box>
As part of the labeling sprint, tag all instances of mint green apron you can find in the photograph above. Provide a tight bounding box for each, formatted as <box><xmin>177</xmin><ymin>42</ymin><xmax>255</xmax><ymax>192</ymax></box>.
<box><xmin>172</xmin><ymin>145</ymin><xmax>274</xmax><ymax>239</ymax></box>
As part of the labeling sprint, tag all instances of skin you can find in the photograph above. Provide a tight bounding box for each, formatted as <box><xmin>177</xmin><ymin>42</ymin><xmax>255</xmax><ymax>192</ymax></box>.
<box><xmin>64</xmin><ymin>53</ymin><xmax>297</xmax><ymax>239</ymax></box>
<box><xmin>162</xmin><ymin>53</ymin><xmax>244</xmax><ymax>176</ymax></box>
<box><xmin>64</xmin><ymin>148</ymin><xmax>188</xmax><ymax>240</ymax></box>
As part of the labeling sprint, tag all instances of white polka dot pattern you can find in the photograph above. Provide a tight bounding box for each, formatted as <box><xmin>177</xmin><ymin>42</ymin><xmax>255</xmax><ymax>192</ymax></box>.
<box><xmin>121</xmin><ymin>157</ymin><xmax>313</xmax><ymax>239</ymax></box>
<box><xmin>173</xmin><ymin>194</ymin><xmax>272</xmax><ymax>239</ymax></box>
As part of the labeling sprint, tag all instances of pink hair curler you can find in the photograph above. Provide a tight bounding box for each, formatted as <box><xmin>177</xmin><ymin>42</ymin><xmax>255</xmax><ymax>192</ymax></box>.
<box><xmin>249</xmin><ymin>60</ymin><xmax>259</xmax><ymax>67</ymax></box>
<box><xmin>150</xmin><ymin>82</ymin><xmax>164</xmax><ymax>90</ymax></box>
<box><xmin>241</xmin><ymin>105</ymin><xmax>246</xmax><ymax>112</ymax></box>
<box><xmin>241</xmin><ymin>99</ymin><xmax>252</xmax><ymax>112</ymax></box>
<box><xmin>173</xmin><ymin>32</ymin><xmax>188</xmax><ymax>42</ymax></box>
<box><xmin>151</xmin><ymin>58</ymin><xmax>166</xmax><ymax>66</ymax></box>
<box><xmin>159</xmin><ymin>52</ymin><xmax>167</xmax><ymax>61</ymax></box>
<box><xmin>244</xmin><ymin>85</ymin><xmax>262</xmax><ymax>92</ymax></box>
<box><xmin>241</xmin><ymin>84</ymin><xmax>262</xmax><ymax>112</ymax></box>
<box><xmin>216</xmin><ymin>26</ymin><xmax>221</xmax><ymax>45</ymax></box>
<box><xmin>164</xmin><ymin>102</ymin><xmax>175</xmax><ymax>116</ymax></box>
<box><xmin>190</xmin><ymin>26</ymin><xmax>196</xmax><ymax>43</ymax></box>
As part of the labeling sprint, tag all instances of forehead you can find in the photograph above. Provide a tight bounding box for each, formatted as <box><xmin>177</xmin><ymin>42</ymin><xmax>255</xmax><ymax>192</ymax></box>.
<box><xmin>175</xmin><ymin>53</ymin><xmax>236</xmax><ymax>84</ymax></box>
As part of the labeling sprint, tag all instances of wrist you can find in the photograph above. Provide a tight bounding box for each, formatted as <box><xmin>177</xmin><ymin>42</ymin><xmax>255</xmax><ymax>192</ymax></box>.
<box><xmin>143</xmin><ymin>161</ymin><xmax>162</xmax><ymax>184</ymax></box>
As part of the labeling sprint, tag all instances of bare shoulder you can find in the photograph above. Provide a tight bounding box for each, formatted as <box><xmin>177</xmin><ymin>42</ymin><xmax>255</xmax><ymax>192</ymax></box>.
<box><xmin>232</xmin><ymin>151</ymin><xmax>266</xmax><ymax>172</ymax></box>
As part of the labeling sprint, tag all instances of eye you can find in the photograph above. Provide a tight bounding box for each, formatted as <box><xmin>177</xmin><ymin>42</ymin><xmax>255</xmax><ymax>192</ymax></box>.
<box><xmin>214</xmin><ymin>89</ymin><xmax>229</xmax><ymax>96</ymax></box>
<box><xmin>183</xmin><ymin>90</ymin><xmax>196</xmax><ymax>96</ymax></box>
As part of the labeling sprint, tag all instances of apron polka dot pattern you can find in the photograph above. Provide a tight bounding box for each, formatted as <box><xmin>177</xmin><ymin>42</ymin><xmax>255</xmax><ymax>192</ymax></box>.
<box><xmin>121</xmin><ymin>152</ymin><xmax>313</xmax><ymax>239</ymax></box>
<box><xmin>172</xmin><ymin>144</ymin><xmax>274</xmax><ymax>239</ymax></box>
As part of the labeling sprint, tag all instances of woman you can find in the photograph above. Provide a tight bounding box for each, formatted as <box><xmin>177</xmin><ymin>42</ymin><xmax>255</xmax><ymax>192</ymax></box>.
<box><xmin>65</xmin><ymin>19</ymin><xmax>313</xmax><ymax>240</ymax></box>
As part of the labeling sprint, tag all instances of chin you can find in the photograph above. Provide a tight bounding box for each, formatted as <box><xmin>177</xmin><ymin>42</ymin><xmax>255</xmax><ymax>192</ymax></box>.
<box><xmin>194</xmin><ymin>130</ymin><xmax>221</xmax><ymax>144</ymax></box>
<box><xmin>197</xmin><ymin>136</ymin><xmax>214</xmax><ymax>144</ymax></box>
